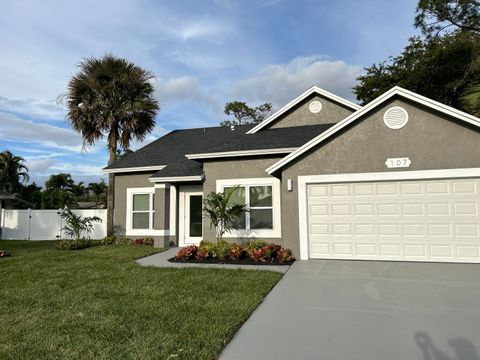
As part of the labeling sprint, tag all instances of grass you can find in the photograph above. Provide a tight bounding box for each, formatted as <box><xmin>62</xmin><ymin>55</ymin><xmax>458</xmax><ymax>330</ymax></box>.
<box><xmin>0</xmin><ymin>241</ymin><xmax>282</xmax><ymax>360</ymax></box>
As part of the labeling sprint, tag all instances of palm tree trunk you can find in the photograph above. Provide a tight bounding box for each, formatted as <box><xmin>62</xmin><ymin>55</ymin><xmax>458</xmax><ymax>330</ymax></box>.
<box><xmin>106</xmin><ymin>148</ymin><xmax>116</xmax><ymax>237</ymax></box>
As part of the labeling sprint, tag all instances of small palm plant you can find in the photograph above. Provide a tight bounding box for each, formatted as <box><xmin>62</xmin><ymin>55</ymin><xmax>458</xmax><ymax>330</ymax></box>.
<box><xmin>202</xmin><ymin>185</ymin><xmax>247</xmax><ymax>243</ymax></box>
<box><xmin>60</xmin><ymin>208</ymin><xmax>102</xmax><ymax>241</ymax></box>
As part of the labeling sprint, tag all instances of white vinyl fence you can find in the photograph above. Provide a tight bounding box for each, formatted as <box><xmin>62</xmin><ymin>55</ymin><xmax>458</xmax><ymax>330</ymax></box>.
<box><xmin>0</xmin><ymin>209</ymin><xmax>107</xmax><ymax>240</ymax></box>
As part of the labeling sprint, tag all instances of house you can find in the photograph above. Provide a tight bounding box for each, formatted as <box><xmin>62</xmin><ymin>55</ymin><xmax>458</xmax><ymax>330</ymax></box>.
<box><xmin>103</xmin><ymin>86</ymin><xmax>480</xmax><ymax>263</ymax></box>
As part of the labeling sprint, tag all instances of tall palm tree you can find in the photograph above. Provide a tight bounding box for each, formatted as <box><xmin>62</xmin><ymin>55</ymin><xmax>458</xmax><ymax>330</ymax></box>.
<box><xmin>88</xmin><ymin>180</ymin><xmax>108</xmax><ymax>207</ymax></box>
<box><xmin>65</xmin><ymin>54</ymin><xmax>159</xmax><ymax>235</ymax></box>
<box><xmin>0</xmin><ymin>151</ymin><xmax>29</xmax><ymax>194</ymax></box>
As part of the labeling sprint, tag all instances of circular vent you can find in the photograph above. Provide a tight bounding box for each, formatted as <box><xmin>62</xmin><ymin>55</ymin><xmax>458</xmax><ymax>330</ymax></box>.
<box><xmin>383</xmin><ymin>106</ymin><xmax>409</xmax><ymax>129</ymax></box>
<box><xmin>309</xmin><ymin>100</ymin><xmax>322</xmax><ymax>113</ymax></box>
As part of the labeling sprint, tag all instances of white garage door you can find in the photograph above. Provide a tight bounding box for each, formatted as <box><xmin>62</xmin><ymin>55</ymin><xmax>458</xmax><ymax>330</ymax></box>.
<box><xmin>307</xmin><ymin>178</ymin><xmax>480</xmax><ymax>262</ymax></box>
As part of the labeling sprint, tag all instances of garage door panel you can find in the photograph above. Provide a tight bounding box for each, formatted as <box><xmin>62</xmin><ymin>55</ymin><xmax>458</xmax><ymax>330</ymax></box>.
<box><xmin>307</xmin><ymin>178</ymin><xmax>480</xmax><ymax>263</ymax></box>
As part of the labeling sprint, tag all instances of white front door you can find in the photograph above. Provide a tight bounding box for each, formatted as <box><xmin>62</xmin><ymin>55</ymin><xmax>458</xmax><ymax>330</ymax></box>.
<box><xmin>179</xmin><ymin>186</ymin><xmax>203</xmax><ymax>246</ymax></box>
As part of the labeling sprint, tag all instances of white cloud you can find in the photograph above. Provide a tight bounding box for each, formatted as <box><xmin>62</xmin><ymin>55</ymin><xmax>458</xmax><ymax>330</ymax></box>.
<box><xmin>231</xmin><ymin>55</ymin><xmax>362</xmax><ymax>107</ymax></box>
<box><xmin>155</xmin><ymin>76</ymin><xmax>221</xmax><ymax>112</ymax></box>
<box><xmin>179</xmin><ymin>20</ymin><xmax>235</xmax><ymax>42</ymax></box>
<box><xmin>0</xmin><ymin>112</ymin><xmax>86</xmax><ymax>152</ymax></box>
<box><xmin>0</xmin><ymin>96</ymin><xmax>65</xmax><ymax>120</ymax></box>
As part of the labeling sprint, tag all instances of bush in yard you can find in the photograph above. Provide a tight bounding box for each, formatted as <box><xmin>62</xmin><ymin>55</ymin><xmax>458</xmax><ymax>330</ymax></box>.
<box><xmin>133</xmin><ymin>238</ymin><xmax>145</xmax><ymax>245</ymax></box>
<box><xmin>216</xmin><ymin>240</ymin><xmax>232</xmax><ymax>261</ymax></box>
<box><xmin>250</xmin><ymin>247</ymin><xmax>266</xmax><ymax>262</ymax></box>
<box><xmin>117</xmin><ymin>235</ymin><xmax>131</xmax><ymax>245</ymax></box>
<box><xmin>175</xmin><ymin>245</ymin><xmax>197</xmax><ymax>260</ymax></box>
<box><xmin>0</xmin><ymin>249</ymin><xmax>11</xmax><ymax>257</ymax></box>
<box><xmin>60</xmin><ymin>208</ymin><xmax>102</xmax><ymax>241</ymax></box>
<box><xmin>228</xmin><ymin>243</ymin><xmax>245</xmax><ymax>261</ymax></box>
<box><xmin>276</xmin><ymin>247</ymin><xmax>295</xmax><ymax>263</ymax></box>
<box><xmin>56</xmin><ymin>239</ymin><xmax>90</xmax><ymax>250</ymax></box>
<box><xmin>143</xmin><ymin>237</ymin><xmax>154</xmax><ymax>246</ymax></box>
<box><xmin>198</xmin><ymin>241</ymin><xmax>217</xmax><ymax>258</ymax></box>
<box><xmin>245</xmin><ymin>239</ymin><xmax>267</xmax><ymax>257</ymax></box>
<box><xmin>101</xmin><ymin>235</ymin><xmax>116</xmax><ymax>245</ymax></box>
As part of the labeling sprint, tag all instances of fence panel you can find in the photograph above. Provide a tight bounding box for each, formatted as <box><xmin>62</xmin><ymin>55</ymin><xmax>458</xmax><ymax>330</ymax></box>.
<box><xmin>0</xmin><ymin>209</ymin><xmax>107</xmax><ymax>240</ymax></box>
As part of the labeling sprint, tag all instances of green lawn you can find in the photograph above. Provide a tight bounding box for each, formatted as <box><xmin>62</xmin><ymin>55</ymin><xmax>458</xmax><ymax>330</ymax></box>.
<box><xmin>0</xmin><ymin>241</ymin><xmax>282</xmax><ymax>360</ymax></box>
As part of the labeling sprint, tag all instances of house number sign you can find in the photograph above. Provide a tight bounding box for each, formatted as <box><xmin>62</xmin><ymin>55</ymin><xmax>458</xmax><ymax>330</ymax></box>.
<box><xmin>385</xmin><ymin>157</ymin><xmax>411</xmax><ymax>168</ymax></box>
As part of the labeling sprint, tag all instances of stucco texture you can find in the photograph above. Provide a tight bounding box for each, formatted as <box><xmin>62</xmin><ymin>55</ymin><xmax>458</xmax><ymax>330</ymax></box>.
<box><xmin>280</xmin><ymin>96</ymin><xmax>480</xmax><ymax>256</ymax></box>
<box><xmin>202</xmin><ymin>156</ymin><xmax>283</xmax><ymax>243</ymax></box>
<box><xmin>114</xmin><ymin>172</ymin><xmax>171</xmax><ymax>247</ymax></box>
<box><xmin>265</xmin><ymin>93</ymin><xmax>354</xmax><ymax>129</ymax></box>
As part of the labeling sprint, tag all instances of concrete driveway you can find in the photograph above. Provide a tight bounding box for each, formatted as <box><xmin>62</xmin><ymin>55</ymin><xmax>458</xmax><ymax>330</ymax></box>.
<box><xmin>220</xmin><ymin>260</ymin><xmax>480</xmax><ymax>360</ymax></box>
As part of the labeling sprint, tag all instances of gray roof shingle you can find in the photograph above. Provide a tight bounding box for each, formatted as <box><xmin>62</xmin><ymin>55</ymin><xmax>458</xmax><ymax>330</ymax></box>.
<box><xmin>104</xmin><ymin>123</ymin><xmax>335</xmax><ymax>177</ymax></box>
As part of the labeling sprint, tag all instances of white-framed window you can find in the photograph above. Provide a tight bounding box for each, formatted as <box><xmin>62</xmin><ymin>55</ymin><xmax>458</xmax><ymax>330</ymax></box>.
<box><xmin>126</xmin><ymin>187</ymin><xmax>161</xmax><ymax>236</ymax></box>
<box><xmin>216</xmin><ymin>178</ymin><xmax>281</xmax><ymax>238</ymax></box>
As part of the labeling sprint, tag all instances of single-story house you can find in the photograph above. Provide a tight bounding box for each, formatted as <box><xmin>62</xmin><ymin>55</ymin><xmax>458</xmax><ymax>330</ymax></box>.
<box><xmin>103</xmin><ymin>86</ymin><xmax>480</xmax><ymax>263</ymax></box>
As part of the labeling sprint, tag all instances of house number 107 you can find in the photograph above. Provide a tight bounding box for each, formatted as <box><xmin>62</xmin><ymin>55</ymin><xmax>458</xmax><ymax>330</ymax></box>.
<box><xmin>385</xmin><ymin>157</ymin><xmax>411</xmax><ymax>168</ymax></box>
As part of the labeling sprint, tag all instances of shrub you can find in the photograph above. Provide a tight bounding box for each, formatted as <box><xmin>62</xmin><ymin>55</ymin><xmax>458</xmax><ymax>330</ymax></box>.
<box><xmin>250</xmin><ymin>247</ymin><xmax>266</xmax><ymax>262</ymax></box>
<box><xmin>175</xmin><ymin>245</ymin><xmax>197</xmax><ymax>260</ymax></box>
<box><xmin>276</xmin><ymin>247</ymin><xmax>295</xmax><ymax>263</ymax></box>
<box><xmin>133</xmin><ymin>238</ymin><xmax>145</xmax><ymax>245</ymax></box>
<box><xmin>144</xmin><ymin>237</ymin><xmax>154</xmax><ymax>246</ymax></box>
<box><xmin>117</xmin><ymin>235</ymin><xmax>131</xmax><ymax>245</ymax></box>
<box><xmin>198</xmin><ymin>241</ymin><xmax>217</xmax><ymax>258</ymax></box>
<box><xmin>101</xmin><ymin>235</ymin><xmax>116</xmax><ymax>245</ymax></box>
<box><xmin>56</xmin><ymin>239</ymin><xmax>90</xmax><ymax>250</ymax></box>
<box><xmin>0</xmin><ymin>249</ymin><xmax>11</xmax><ymax>257</ymax></box>
<box><xmin>216</xmin><ymin>240</ymin><xmax>232</xmax><ymax>260</ymax></box>
<box><xmin>263</xmin><ymin>243</ymin><xmax>280</xmax><ymax>261</ymax></box>
<box><xmin>245</xmin><ymin>240</ymin><xmax>267</xmax><ymax>257</ymax></box>
<box><xmin>228</xmin><ymin>243</ymin><xmax>245</xmax><ymax>261</ymax></box>
<box><xmin>60</xmin><ymin>208</ymin><xmax>102</xmax><ymax>241</ymax></box>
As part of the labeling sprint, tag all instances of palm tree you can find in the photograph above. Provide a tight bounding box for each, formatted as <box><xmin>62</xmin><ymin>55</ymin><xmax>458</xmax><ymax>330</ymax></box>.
<box><xmin>65</xmin><ymin>54</ymin><xmax>159</xmax><ymax>235</ymax></box>
<box><xmin>0</xmin><ymin>151</ymin><xmax>29</xmax><ymax>194</ymax></box>
<box><xmin>70</xmin><ymin>181</ymin><xmax>86</xmax><ymax>200</ymax></box>
<box><xmin>88</xmin><ymin>180</ymin><xmax>108</xmax><ymax>207</ymax></box>
<box><xmin>45</xmin><ymin>173</ymin><xmax>75</xmax><ymax>192</ymax></box>
<box><xmin>202</xmin><ymin>186</ymin><xmax>248</xmax><ymax>243</ymax></box>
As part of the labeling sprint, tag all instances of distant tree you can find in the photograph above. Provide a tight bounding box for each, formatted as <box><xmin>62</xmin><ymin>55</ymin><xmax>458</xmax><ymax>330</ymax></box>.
<box><xmin>415</xmin><ymin>0</ymin><xmax>480</xmax><ymax>38</ymax></box>
<box><xmin>353</xmin><ymin>32</ymin><xmax>480</xmax><ymax>116</ymax></box>
<box><xmin>17</xmin><ymin>183</ymin><xmax>42</xmax><ymax>209</ymax></box>
<box><xmin>65</xmin><ymin>54</ymin><xmax>159</xmax><ymax>236</ymax></box>
<box><xmin>221</xmin><ymin>101</ymin><xmax>273</xmax><ymax>126</ymax></box>
<box><xmin>45</xmin><ymin>173</ymin><xmax>74</xmax><ymax>192</ymax></box>
<box><xmin>0</xmin><ymin>151</ymin><xmax>29</xmax><ymax>194</ymax></box>
<box><xmin>88</xmin><ymin>180</ymin><xmax>108</xmax><ymax>207</ymax></box>
<box><xmin>70</xmin><ymin>182</ymin><xmax>86</xmax><ymax>200</ymax></box>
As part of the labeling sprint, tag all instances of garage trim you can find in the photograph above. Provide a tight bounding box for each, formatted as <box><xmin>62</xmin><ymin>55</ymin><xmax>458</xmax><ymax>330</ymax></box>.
<box><xmin>297</xmin><ymin>167</ymin><xmax>480</xmax><ymax>260</ymax></box>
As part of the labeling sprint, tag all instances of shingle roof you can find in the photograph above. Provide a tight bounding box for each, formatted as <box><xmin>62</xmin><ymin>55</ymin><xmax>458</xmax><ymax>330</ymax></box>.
<box><xmin>104</xmin><ymin>123</ymin><xmax>335</xmax><ymax>177</ymax></box>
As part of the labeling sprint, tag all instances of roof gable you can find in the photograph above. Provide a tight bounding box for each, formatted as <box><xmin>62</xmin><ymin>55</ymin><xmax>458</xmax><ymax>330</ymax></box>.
<box><xmin>247</xmin><ymin>86</ymin><xmax>361</xmax><ymax>134</ymax></box>
<box><xmin>266</xmin><ymin>86</ymin><xmax>480</xmax><ymax>174</ymax></box>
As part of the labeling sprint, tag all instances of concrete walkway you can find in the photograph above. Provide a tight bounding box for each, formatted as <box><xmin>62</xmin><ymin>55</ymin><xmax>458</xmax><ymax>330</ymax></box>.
<box><xmin>136</xmin><ymin>247</ymin><xmax>290</xmax><ymax>273</ymax></box>
<box><xmin>220</xmin><ymin>259</ymin><xmax>480</xmax><ymax>360</ymax></box>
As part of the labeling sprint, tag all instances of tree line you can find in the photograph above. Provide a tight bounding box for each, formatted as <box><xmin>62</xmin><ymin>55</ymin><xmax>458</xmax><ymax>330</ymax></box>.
<box><xmin>0</xmin><ymin>150</ymin><xmax>107</xmax><ymax>209</ymax></box>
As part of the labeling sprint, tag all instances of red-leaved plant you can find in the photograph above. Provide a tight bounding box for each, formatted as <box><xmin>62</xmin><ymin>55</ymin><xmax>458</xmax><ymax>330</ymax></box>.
<box><xmin>228</xmin><ymin>243</ymin><xmax>245</xmax><ymax>261</ymax></box>
<box><xmin>133</xmin><ymin>238</ymin><xmax>145</xmax><ymax>245</ymax></box>
<box><xmin>276</xmin><ymin>247</ymin><xmax>295</xmax><ymax>263</ymax></box>
<box><xmin>176</xmin><ymin>245</ymin><xmax>197</xmax><ymax>260</ymax></box>
<box><xmin>250</xmin><ymin>248</ymin><xmax>266</xmax><ymax>262</ymax></box>
<box><xmin>0</xmin><ymin>250</ymin><xmax>10</xmax><ymax>257</ymax></box>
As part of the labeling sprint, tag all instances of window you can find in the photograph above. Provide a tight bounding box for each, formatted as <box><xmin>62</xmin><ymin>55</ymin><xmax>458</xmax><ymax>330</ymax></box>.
<box><xmin>126</xmin><ymin>187</ymin><xmax>158</xmax><ymax>236</ymax></box>
<box><xmin>217</xmin><ymin>178</ymin><xmax>281</xmax><ymax>238</ymax></box>
<box><xmin>225</xmin><ymin>185</ymin><xmax>273</xmax><ymax>230</ymax></box>
<box><xmin>131</xmin><ymin>193</ymin><xmax>155</xmax><ymax>229</ymax></box>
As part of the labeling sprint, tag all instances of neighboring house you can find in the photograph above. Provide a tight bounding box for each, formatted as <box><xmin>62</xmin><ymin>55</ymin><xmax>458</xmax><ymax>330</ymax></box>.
<box><xmin>103</xmin><ymin>86</ymin><xmax>480</xmax><ymax>263</ymax></box>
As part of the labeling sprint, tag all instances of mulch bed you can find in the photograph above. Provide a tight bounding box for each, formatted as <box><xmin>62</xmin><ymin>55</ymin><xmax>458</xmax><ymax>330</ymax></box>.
<box><xmin>168</xmin><ymin>257</ymin><xmax>295</xmax><ymax>266</ymax></box>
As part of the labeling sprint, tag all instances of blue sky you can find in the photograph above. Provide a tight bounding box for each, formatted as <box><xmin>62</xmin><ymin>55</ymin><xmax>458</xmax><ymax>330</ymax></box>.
<box><xmin>0</xmin><ymin>0</ymin><xmax>419</xmax><ymax>186</ymax></box>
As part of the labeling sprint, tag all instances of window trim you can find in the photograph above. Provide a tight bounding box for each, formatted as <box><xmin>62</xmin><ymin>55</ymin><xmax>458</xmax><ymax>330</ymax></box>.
<box><xmin>216</xmin><ymin>178</ymin><xmax>281</xmax><ymax>238</ymax></box>
<box><xmin>126</xmin><ymin>187</ymin><xmax>168</xmax><ymax>236</ymax></box>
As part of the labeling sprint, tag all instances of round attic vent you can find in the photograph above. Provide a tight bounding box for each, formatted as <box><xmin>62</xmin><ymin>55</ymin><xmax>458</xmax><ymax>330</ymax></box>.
<box><xmin>309</xmin><ymin>100</ymin><xmax>322</xmax><ymax>113</ymax></box>
<box><xmin>383</xmin><ymin>106</ymin><xmax>409</xmax><ymax>129</ymax></box>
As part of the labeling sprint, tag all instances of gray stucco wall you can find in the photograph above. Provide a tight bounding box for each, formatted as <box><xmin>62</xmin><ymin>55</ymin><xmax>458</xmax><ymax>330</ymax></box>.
<box><xmin>280</xmin><ymin>96</ymin><xmax>480</xmax><ymax>256</ymax></box>
<box><xmin>265</xmin><ymin>94</ymin><xmax>355</xmax><ymax>129</ymax></box>
<box><xmin>202</xmin><ymin>156</ymin><xmax>284</xmax><ymax>244</ymax></box>
<box><xmin>114</xmin><ymin>172</ymin><xmax>170</xmax><ymax>247</ymax></box>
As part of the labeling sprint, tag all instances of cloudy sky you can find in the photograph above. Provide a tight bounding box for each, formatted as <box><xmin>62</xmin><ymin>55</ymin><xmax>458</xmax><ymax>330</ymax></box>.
<box><xmin>0</xmin><ymin>0</ymin><xmax>419</xmax><ymax>185</ymax></box>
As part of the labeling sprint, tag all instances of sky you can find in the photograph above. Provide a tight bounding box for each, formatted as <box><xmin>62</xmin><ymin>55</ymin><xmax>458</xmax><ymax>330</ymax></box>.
<box><xmin>0</xmin><ymin>0</ymin><xmax>420</xmax><ymax>186</ymax></box>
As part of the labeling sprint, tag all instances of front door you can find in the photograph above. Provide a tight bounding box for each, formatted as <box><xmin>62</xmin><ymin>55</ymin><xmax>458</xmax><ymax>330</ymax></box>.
<box><xmin>179</xmin><ymin>186</ymin><xmax>203</xmax><ymax>246</ymax></box>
